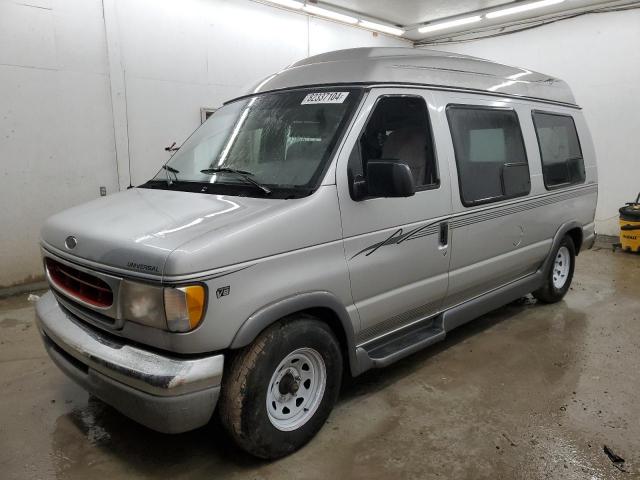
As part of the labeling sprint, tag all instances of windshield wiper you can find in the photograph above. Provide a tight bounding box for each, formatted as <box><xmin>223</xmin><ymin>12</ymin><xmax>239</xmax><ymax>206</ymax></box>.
<box><xmin>162</xmin><ymin>165</ymin><xmax>180</xmax><ymax>185</ymax></box>
<box><xmin>200</xmin><ymin>168</ymin><xmax>271</xmax><ymax>194</ymax></box>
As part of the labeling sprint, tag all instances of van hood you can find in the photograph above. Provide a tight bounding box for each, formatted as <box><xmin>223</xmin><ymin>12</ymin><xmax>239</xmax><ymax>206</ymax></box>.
<box><xmin>41</xmin><ymin>186</ymin><xmax>341</xmax><ymax>279</ymax></box>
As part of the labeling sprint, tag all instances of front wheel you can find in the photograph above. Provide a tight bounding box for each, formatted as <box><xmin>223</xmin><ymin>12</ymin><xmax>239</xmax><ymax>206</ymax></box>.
<box><xmin>219</xmin><ymin>315</ymin><xmax>343</xmax><ymax>459</ymax></box>
<box><xmin>533</xmin><ymin>235</ymin><xmax>576</xmax><ymax>303</ymax></box>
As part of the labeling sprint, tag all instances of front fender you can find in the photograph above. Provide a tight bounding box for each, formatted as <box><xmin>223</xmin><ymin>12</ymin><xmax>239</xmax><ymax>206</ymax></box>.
<box><xmin>229</xmin><ymin>291</ymin><xmax>368</xmax><ymax>376</ymax></box>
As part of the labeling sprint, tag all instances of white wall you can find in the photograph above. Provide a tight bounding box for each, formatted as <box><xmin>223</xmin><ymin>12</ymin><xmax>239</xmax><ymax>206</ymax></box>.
<box><xmin>0</xmin><ymin>0</ymin><xmax>407</xmax><ymax>288</ymax></box>
<box><xmin>0</xmin><ymin>0</ymin><xmax>118</xmax><ymax>288</ymax></box>
<box><xmin>433</xmin><ymin>9</ymin><xmax>640</xmax><ymax>236</ymax></box>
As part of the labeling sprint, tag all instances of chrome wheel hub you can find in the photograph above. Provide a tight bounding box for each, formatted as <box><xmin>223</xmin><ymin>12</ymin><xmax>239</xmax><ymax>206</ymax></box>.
<box><xmin>552</xmin><ymin>246</ymin><xmax>571</xmax><ymax>289</ymax></box>
<box><xmin>266</xmin><ymin>347</ymin><xmax>326</xmax><ymax>431</ymax></box>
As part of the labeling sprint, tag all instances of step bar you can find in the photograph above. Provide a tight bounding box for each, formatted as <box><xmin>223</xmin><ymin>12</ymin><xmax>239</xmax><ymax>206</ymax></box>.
<box><xmin>355</xmin><ymin>270</ymin><xmax>543</xmax><ymax>372</ymax></box>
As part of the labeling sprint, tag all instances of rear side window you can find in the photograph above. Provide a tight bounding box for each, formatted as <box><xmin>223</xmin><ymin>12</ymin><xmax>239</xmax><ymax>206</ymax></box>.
<box><xmin>532</xmin><ymin>112</ymin><xmax>585</xmax><ymax>188</ymax></box>
<box><xmin>447</xmin><ymin>106</ymin><xmax>530</xmax><ymax>206</ymax></box>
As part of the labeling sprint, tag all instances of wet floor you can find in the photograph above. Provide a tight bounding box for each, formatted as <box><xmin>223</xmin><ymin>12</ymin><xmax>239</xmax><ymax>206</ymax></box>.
<box><xmin>1</xmin><ymin>247</ymin><xmax>639</xmax><ymax>479</ymax></box>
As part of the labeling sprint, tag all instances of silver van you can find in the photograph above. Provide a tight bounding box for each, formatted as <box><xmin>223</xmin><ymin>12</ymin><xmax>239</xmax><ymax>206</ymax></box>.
<box><xmin>36</xmin><ymin>47</ymin><xmax>597</xmax><ymax>458</ymax></box>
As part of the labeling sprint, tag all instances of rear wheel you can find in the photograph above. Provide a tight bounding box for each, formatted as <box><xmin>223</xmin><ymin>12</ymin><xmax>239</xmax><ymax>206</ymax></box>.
<box><xmin>533</xmin><ymin>236</ymin><xmax>576</xmax><ymax>303</ymax></box>
<box><xmin>219</xmin><ymin>315</ymin><xmax>342</xmax><ymax>459</ymax></box>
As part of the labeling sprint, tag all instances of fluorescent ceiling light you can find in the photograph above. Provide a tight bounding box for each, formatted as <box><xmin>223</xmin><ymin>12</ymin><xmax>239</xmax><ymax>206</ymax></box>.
<box><xmin>486</xmin><ymin>0</ymin><xmax>565</xmax><ymax>19</ymax></box>
<box><xmin>359</xmin><ymin>20</ymin><xmax>404</xmax><ymax>36</ymax></box>
<box><xmin>268</xmin><ymin>0</ymin><xmax>303</xmax><ymax>9</ymax></box>
<box><xmin>303</xmin><ymin>4</ymin><xmax>358</xmax><ymax>24</ymax></box>
<box><xmin>419</xmin><ymin>15</ymin><xmax>482</xmax><ymax>33</ymax></box>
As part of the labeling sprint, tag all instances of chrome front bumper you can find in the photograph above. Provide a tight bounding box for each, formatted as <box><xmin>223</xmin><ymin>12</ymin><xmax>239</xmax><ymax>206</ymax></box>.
<box><xmin>36</xmin><ymin>291</ymin><xmax>224</xmax><ymax>433</ymax></box>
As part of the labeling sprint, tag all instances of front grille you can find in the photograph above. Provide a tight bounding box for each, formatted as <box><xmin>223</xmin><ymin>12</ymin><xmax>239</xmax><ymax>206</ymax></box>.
<box><xmin>46</xmin><ymin>258</ymin><xmax>114</xmax><ymax>308</ymax></box>
<box><xmin>55</xmin><ymin>292</ymin><xmax>116</xmax><ymax>326</ymax></box>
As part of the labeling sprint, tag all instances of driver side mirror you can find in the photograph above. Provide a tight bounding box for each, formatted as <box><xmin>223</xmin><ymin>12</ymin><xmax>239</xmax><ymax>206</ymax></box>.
<box><xmin>352</xmin><ymin>159</ymin><xmax>415</xmax><ymax>200</ymax></box>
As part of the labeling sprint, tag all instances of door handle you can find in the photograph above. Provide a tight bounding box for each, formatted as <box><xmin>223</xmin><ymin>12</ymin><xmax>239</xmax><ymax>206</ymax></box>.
<box><xmin>438</xmin><ymin>221</ymin><xmax>449</xmax><ymax>254</ymax></box>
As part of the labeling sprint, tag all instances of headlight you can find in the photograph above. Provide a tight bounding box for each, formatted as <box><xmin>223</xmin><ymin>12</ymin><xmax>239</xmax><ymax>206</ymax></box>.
<box><xmin>120</xmin><ymin>280</ymin><xmax>166</xmax><ymax>329</ymax></box>
<box><xmin>120</xmin><ymin>280</ymin><xmax>206</xmax><ymax>332</ymax></box>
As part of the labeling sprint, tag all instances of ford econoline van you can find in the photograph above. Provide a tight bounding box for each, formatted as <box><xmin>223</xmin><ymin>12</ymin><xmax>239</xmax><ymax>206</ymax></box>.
<box><xmin>36</xmin><ymin>47</ymin><xmax>597</xmax><ymax>458</ymax></box>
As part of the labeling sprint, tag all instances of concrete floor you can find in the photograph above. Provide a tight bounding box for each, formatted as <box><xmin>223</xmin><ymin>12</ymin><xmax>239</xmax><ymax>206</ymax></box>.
<box><xmin>1</xmin><ymin>247</ymin><xmax>639</xmax><ymax>479</ymax></box>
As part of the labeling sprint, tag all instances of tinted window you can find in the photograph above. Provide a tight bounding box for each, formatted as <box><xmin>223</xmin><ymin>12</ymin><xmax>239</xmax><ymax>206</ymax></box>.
<box><xmin>447</xmin><ymin>106</ymin><xmax>530</xmax><ymax>206</ymax></box>
<box><xmin>348</xmin><ymin>95</ymin><xmax>438</xmax><ymax>197</ymax></box>
<box><xmin>532</xmin><ymin>112</ymin><xmax>585</xmax><ymax>188</ymax></box>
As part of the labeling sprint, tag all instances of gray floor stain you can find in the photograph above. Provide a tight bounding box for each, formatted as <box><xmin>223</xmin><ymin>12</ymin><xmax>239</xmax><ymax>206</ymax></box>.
<box><xmin>1</xmin><ymin>318</ymin><xmax>26</xmax><ymax>328</ymax></box>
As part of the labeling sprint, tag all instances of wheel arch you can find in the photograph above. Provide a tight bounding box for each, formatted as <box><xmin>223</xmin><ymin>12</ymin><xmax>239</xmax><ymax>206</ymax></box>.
<box><xmin>229</xmin><ymin>291</ymin><xmax>367</xmax><ymax>376</ymax></box>
<box><xmin>540</xmin><ymin>221</ymin><xmax>583</xmax><ymax>277</ymax></box>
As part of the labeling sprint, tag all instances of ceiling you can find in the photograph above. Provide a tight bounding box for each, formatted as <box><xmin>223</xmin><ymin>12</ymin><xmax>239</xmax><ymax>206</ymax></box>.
<box><xmin>312</xmin><ymin>0</ymin><xmax>633</xmax><ymax>41</ymax></box>
<box><xmin>325</xmin><ymin>0</ymin><xmax>514</xmax><ymax>26</ymax></box>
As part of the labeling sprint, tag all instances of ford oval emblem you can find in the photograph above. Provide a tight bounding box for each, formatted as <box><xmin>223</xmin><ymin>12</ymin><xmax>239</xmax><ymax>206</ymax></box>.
<box><xmin>65</xmin><ymin>236</ymin><xmax>78</xmax><ymax>250</ymax></box>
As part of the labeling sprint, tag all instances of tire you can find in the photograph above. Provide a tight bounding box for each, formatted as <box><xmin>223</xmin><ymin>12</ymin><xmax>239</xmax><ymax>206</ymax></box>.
<box><xmin>218</xmin><ymin>315</ymin><xmax>343</xmax><ymax>459</ymax></box>
<box><xmin>533</xmin><ymin>235</ymin><xmax>576</xmax><ymax>303</ymax></box>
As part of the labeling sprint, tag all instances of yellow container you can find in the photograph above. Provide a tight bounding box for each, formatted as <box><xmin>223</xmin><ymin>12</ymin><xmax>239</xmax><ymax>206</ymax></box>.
<box><xmin>619</xmin><ymin>194</ymin><xmax>640</xmax><ymax>253</ymax></box>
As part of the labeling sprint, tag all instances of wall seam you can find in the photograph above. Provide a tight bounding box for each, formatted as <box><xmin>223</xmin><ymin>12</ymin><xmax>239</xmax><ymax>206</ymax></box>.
<box><xmin>100</xmin><ymin>0</ymin><xmax>121</xmax><ymax>188</ymax></box>
<box><xmin>101</xmin><ymin>0</ymin><xmax>132</xmax><ymax>189</ymax></box>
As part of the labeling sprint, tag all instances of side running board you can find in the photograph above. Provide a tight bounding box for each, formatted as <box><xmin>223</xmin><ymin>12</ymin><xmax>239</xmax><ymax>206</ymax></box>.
<box><xmin>361</xmin><ymin>315</ymin><xmax>445</xmax><ymax>368</ymax></box>
<box><xmin>353</xmin><ymin>272</ymin><xmax>543</xmax><ymax>374</ymax></box>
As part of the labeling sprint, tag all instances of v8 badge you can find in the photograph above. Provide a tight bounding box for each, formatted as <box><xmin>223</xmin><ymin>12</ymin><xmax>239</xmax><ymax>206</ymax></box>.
<box><xmin>216</xmin><ymin>286</ymin><xmax>230</xmax><ymax>299</ymax></box>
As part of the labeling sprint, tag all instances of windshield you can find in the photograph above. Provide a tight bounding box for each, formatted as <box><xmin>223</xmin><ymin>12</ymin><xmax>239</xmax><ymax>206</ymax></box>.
<box><xmin>145</xmin><ymin>88</ymin><xmax>362</xmax><ymax>198</ymax></box>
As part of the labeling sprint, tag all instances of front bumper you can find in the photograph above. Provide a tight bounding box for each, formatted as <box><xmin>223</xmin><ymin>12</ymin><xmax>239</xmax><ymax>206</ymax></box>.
<box><xmin>36</xmin><ymin>291</ymin><xmax>224</xmax><ymax>433</ymax></box>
